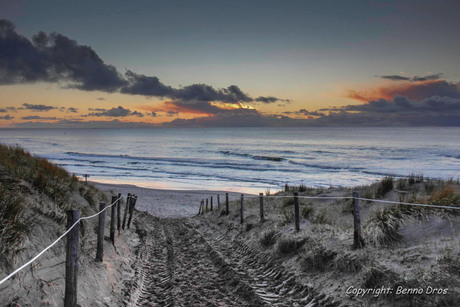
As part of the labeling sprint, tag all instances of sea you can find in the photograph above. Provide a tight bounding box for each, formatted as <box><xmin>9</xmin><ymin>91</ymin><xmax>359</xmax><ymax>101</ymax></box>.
<box><xmin>0</xmin><ymin>127</ymin><xmax>459</xmax><ymax>194</ymax></box>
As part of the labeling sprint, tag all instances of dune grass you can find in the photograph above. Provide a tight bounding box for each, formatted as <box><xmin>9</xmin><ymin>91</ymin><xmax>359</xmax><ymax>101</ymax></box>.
<box><xmin>0</xmin><ymin>184</ymin><xmax>28</xmax><ymax>263</ymax></box>
<box><xmin>0</xmin><ymin>144</ymin><xmax>78</xmax><ymax>208</ymax></box>
<box><xmin>0</xmin><ymin>144</ymin><xmax>82</xmax><ymax>263</ymax></box>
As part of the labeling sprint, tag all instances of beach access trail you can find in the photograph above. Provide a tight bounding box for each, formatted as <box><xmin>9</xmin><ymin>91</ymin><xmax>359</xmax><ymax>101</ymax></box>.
<box><xmin>125</xmin><ymin>213</ymin><xmax>318</xmax><ymax>307</ymax></box>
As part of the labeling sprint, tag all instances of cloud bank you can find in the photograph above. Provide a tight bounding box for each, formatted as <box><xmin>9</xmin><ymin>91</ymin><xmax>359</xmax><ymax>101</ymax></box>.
<box><xmin>0</xmin><ymin>19</ymin><xmax>286</xmax><ymax>105</ymax></box>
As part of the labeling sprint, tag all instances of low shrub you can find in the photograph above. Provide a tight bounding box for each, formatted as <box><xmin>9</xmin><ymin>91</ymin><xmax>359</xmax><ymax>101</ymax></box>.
<box><xmin>334</xmin><ymin>251</ymin><xmax>368</xmax><ymax>272</ymax></box>
<box><xmin>277</xmin><ymin>237</ymin><xmax>305</xmax><ymax>255</ymax></box>
<box><xmin>280</xmin><ymin>207</ymin><xmax>294</xmax><ymax>226</ymax></box>
<box><xmin>260</xmin><ymin>229</ymin><xmax>279</xmax><ymax>247</ymax></box>
<box><xmin>429</xmin><ymin>185</ymin><xmax>460</xmax><ymax>210</ymax></box>
<box><xmin>364</xmin><ymin>206</ymin><xmax>405</xmax><ymax>246</ymax></box>
<box><xmin>302</xmin><ymin>242</ymin><xmax>336</xmax><ymax>271</ymax></box>
<box><xmin>376</xmin><ymin>176</ymin><xmax>394</xmax><ymax>198</ymax></box>
<box><xmin>282</xmin><ymin>197</ymin><xmax>295</xmax><ymax>207</ymax></box>
<box><xmin>312</xmin><ymin>208</ymin><xmax>330</xmax><ymax>225</ymax></box>
<box><xmin>301</xmin><ymin>205</ymin><xmax>315</xmax><ymax>219</ymax></box>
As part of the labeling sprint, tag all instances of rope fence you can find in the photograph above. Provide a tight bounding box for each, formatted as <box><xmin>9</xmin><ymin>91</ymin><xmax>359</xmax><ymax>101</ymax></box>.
<box><xmin>198</xmin><ymin>190</ymin><xmax>460</xmax><ymax>249</ymax></box>
<box><xmin>263</xmin><ymin>195</ymin><xmax>460</xmax><ymax>210</ymax></box>
<box><xmin>0</xmin><ymin>192</ymin><xmax>138</xmax><ymax>307</ymax></box>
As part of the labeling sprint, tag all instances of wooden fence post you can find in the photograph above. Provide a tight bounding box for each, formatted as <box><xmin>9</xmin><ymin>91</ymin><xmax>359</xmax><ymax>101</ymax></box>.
<box><xmin>201</xmin><ymin>200</ymin><xmax>204</xmax><ymax>215</ymax></box>
<box><xmin>65</xmin><ymin>210</ymin><xmax>80</xmax><ymax>307</ymax></box>
<box><xmin>217</xmin><ymin>195</ymin><xmax>220</xmax><ymax>210</ymax></box>
<box><xmin>110</xmin><ymin>195</ymin><xmax>116</xmax><ymax>246</ymax></box>
<box><xmin>352</xmin><ymin>191</ymin><xmax>365</xmax><ymax>249</ymax></box>
<box><xmin>127</xmin><ymin>196</ymin><xmax>137</xmax><ymax>229</ymax></box>
<box><xmin>211</xmin><ymin>196</ymin><xmax>213</xmax><ymax>211</ymax></box>
<box><xmin>117</xmin><ymin>193</ymin><xmax>121</xmax><ymax>232</ymax></box>
<box><xmin>122</xmin><ymin>194</ymin><xmax>131</xmax><ymax>230</ymax></box>
<box><xmin>206</xmin><ymin>198</ymin><xmax>208</xmax><ymax>212</ymax></box>
<box><xmin>96</xmin><ymin>202</ymin><xmax>106</xmax><ymax>262</ymax></box>
<box><xmin>294</xmin><ymin>192</ymin><xmax>300</xmax><ymax>232</ymax></box>
<box><xmin>240</xmin><ymin>194</ymin><xmax>244</xmax><ymax>224</ymax></box>
<box><xmin>259</xmin><ymin>193</ymin><xmax>264</xmax><ymax>223</ymax></box>
<box><xmin>198</xmin><ymin>201</ymin><xmax>202</xmax><ymax>215</ymax></box>
<box><xmin>226</xmin><ymin>193</ymin><xmax>229</xmax><ymax>215</ymax></box>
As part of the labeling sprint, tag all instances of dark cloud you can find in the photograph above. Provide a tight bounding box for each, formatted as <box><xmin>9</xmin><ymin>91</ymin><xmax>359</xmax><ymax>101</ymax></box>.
<box><xmin>22</xmin><ymin>103</ymin><xmax>56</xmax><ymax>111</ymax></box>
<box><xmin>381</xmin><ymin>80</ymin><xmax>460</xmax><ymax>101</ymax></box>
<box><xmin>162</xmin><ymin>100</ymin><xmax>261</xmax><ymax>118</ymax></box>
<box><xmin>97</xmin><ymin>97</ymin><xmax>105</xmax><ymax>100</ymax></box>
<box><xmin>283</xmin><ymin>109</ymin><xmax>323</xmax><ymax>117</ymax></box>
<box><xmin>131</xmin><ymin>111</ymin><xmax>144</xmax><ymax>117</ymax></box>
<box><xmin>0</xmin><ymin>20</ymin><xmax>127</xmax><ymax>91</ymax></box>
<box><xmin>124</xmin><ymin>81</ymin><xmax>257</xmax><ymax>104</ymax></box>
<box><xmin>16</xmin><ymin>119</ymin><xmax>156</xmax><ymax>129</ymax></box>
<box><xmin>121</xmin><ymin>71</ymin><xmax>173</xmax><ymax>97</ymax></box>
<box><xmin>21</xmin><ymin>115</ymin><xmax>57</xmax><ymax>120</ymax></box>
<box><xmin>67</xmin><ymin>107</ymin><xmax>79</xmax><ymax>113</ymax></box>
<box><xmin>150</xmin><ymin>111</ymin><xmax>157</xmax><ymax>117</ymax></box>
<box><xmin>345</xmin><ymin>95</ymin><xmax>460</xmax><ymax>114</ymax></box>
<box><xmin>5</xmin><ymin>106</ymin><xmax>16</xmax><ymax>111</ymax></box>
<box><xmin>87</xmin><ymin>106</ymin><xmax>143</xmax><ymax>117</ymax></box>
<box><xmin>255</xmin><ymin>96</ymin><xmax>291</xmax><ymax>104</ymax></box>
<box><xmin>166</xmin><ymin>110</ymin><xmax>179</xmax><ymax>117</ymax></box>
<box><xmin>413</xmin><ymin>73</ymin><xmax>443</xmax><ymax>82</ymax></box>
<box><xmin>380</xmin><ymin>75</ymin><xmax>411</xmax><ymax>81</ymax></box>
<box><xmin>88</xmin><ymin>108</ymin><xmax>107</xmax><ymax>112</ymax></box>
<box><xmin>347</xmin><ymin>80</ymin><xmax>460</xmax><ymax>102</ymax></box>
<box><xmin>161</xmin><ymin>92</ymin><xmax>460</xmax><ymax>127</ymax></box>
<box><xmin>0</xmin><ymin>114</ymin><xmax>13</xmax><ymax>119</ymax></box>
<box><xmin>1</xmin><ymin>20</ymin><xmax>286</xmax><ymax>103</ymax></box>
<box><xmin>0</xmin><ymin>108</ymin><xmax>6</xmax><ymax>112</ymax></box>
<box><xmin>379</xmin><ymin>73</ymin><xmax>443</xmax><ymax>82</ymax></box>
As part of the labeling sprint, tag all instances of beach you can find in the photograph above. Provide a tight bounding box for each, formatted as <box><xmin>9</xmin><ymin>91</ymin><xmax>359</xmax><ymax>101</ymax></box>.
<box><xmin>1</xmin><ymin>145</ymin><xmax>460</xmax><ymax>306</ymax></box>
<box><xmin>93</xmin><ymin>182</ymin><xmax>253</xmax><ymax>218</ymax></box>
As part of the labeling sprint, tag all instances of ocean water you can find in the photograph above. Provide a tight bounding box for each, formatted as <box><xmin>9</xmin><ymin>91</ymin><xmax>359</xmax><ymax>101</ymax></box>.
<box><xmin>0</xmin><ymin>127</ymin><xmax>459</xmax><ymax>194</ymax></box>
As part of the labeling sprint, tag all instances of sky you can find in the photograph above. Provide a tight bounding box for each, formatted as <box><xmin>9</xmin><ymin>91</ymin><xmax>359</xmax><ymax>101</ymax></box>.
<box><xmin>1</xmin><ymin>0</ymin><xmax>460</xmax><ymax>127</ymax></box>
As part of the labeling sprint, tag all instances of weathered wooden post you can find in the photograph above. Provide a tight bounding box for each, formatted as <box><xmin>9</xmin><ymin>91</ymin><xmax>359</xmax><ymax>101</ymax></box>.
<box><xmin>217</xmin><ymin>195</ymin><xmax>221</xmax><ymax>210</ymax></box>
<box><xmin>294</xmin><ymin>192</ymin><xmax>300</xmax><ymax>232</ymax></box>
<box><xmin>65</xmin><ymin>210</ymin><xmax>80</xmax><ymax>307</ymax></box>
<box><xmin>352</xmin><ymin>191</ymin><xmax>365</xmax><ymax>249</ymax></box>
<box><xmin>96</xmin><ymin>202</ymin><xmax>106</xmax><ymax>262</ymax></box>
<box><xmin>198</xmin><ymin>201</ymin><xmax>202</xmax><ymax>215</ymax></box>
<box><xmin>210</xmin><ymin>196</ymin><xmax>213</xmax><ymax>211</ymax></box>
<box><xmin>240</xmin><ymin>194</ymin><xmax>244</xmax><ymax>224</ymax></box>
<box><xmin>117</xmin><ymin>193</ymin><xmax>121</xmax><ymax>232</ymax></box>
<box><xmin>127</xmin><ymin>196</ymin><xmax>137</xmax><ymax>229</ymax></box>
<box><xmin>206</xmin><ymin>198</ymin><xmax>209</xmax><ymax>212</ymax></box>
<box><xmin>226</xmin><ymin>193</ymin><xmax>229</xmax><ymax>215</ymax></box>
<box><xmin>259</xmin><ymin>193</ymin><xmax>264</xmax><ymax>223</ymax></box>
<box><xmin>122</xmin><ymin>194</ymin><xmax>131</xmax><ymax>230</ymax></box>
<box><xmin>201</xmin><ymin>200</ymin><xmax>204</xmax><ymax>215</ymax></box>
<box><xmin>110</xmin><ymin>195</ymin><xmax>117</xmax><ymax>245</ymax></box>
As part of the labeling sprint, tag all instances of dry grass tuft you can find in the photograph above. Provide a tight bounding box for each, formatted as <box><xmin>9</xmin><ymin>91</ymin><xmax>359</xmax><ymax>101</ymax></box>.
<box><xmin>277</xmin><ymin>237</ymin><xmax>305</xmax><ymax>255</ymax></box>
<box><xmin>364</xmin><ymin>206</ymin><xmax>405</xmax><ymax>246</ymax></box>
<box><xmin>376</xmin><ymin>176</ymin><xmax>394</xmax><ymax>198</ymax></box>
<box><xmin>301</xmin><ymin>204</ymin><xmax>315</xmax><ymax>219</ymax></box>
<box><xmin>0</xmin><ymin>183</ymin><xmax>28</xmax><ymax>264</ymax></box>
<box><xmin>334</xmin><ymin>251</ymin><xmax>368</xmax><ymax>272</ymax></box>
<box><xmin>429</xmin><ymin>185</ymin><xmax>460</xmax><ymax>210</ymax></box>
<box><xmin>260</xmin><ymin>229</ymin><xmax>280</xmax><ymax>247</ymax></box>
<box><xmin>301</xmin><ymin>241</ymin><xmax>336</xmax><ymax>271</ymax></box>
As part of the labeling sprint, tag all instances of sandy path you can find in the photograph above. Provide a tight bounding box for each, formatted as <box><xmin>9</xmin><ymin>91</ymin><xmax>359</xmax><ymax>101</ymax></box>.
<box><xmin>126</xmin><ymin>214</ymin><xmax>264</xmax><ymax>306</ymax></box>
<box><xmin>123</xmin><ymin>213</ymin><xmax>339</xmax><ymax>307</ymax></box>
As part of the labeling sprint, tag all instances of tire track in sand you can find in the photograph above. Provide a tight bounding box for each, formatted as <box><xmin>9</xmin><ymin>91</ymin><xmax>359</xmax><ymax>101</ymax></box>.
<box><xmin>126</xmin><ymin>215</ymin><xmax>265</xmax><ymax>306</ymax></box>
